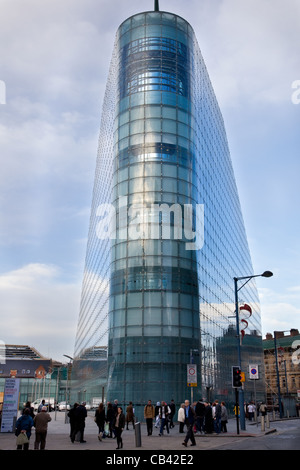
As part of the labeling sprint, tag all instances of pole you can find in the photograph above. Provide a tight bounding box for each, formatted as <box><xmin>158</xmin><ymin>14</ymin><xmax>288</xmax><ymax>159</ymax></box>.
<box><xmin>154</xmin><ymin>0</ymin><xmax>159</xmax><ymax>11</ymax></box>
<box><xmin>234</xmin><ymin>277</ymin><xmax>246</xmax><ymax>430</ymax></box>
<box><xmin>274</xmin><ymin>333</ymin><xmax>283</xmax><ymax>418</ymax></box>
<box><xmin>235</xmin><ymin>388</ymin><xmax>240</xmax><ymax>435</ymax></box>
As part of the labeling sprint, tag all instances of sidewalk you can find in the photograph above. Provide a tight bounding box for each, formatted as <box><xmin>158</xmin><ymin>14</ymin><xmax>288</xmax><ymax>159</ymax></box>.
<box><xmin>0</xmin><ymin>412</ymin><xmax>277</xmax><ymax>451</ymax></box>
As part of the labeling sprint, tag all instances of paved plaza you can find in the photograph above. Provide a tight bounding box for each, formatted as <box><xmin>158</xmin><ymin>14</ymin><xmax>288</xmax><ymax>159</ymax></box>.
<box><xmin>0</xmin><ymin>410</ymin><xmax>279</xmax><ymax>451</ymax></box>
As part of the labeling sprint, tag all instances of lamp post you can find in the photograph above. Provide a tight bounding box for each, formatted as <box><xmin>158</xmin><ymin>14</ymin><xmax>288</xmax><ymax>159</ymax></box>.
<box><xmin>63</xmin><ymin>355</ymin><xmax>73</xmax><ymax>423</ymax></box>
<box><xmin>234</xmin><ymin>271</ymin><xmax>273</xmax><ymax>431</ymax></box>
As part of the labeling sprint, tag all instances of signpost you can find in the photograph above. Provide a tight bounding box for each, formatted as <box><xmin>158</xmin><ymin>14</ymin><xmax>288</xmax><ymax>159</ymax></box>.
<box><xmin>187</xmin><ymin>364</ymin><xmax>197</xmax><ymax>404</ymax></box>
<box><xmin>249</xmin><ymin>364</ymin><xmax>259</xmax><ymax>380</ymax></box>
<box><xmin>0</xmin><ymin>378</ymin><xmax>20</xmax><ymax>433</ymax></box>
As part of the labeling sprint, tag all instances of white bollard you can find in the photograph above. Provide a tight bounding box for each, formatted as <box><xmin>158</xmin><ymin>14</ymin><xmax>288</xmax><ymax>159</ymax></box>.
<box><xmin>261</xmin><ymin>415</ymin><xmax>265</xmax><ymax>432</ymax></box>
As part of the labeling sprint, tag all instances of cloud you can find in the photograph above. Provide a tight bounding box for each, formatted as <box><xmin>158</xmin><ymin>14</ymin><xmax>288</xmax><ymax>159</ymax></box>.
<box><xmin>0</xmin><ymin>263</ymin><xmax>81</xmax><ymax>360</ymax></box>
<box><xmin>184</xmin><ymin>0</ymin><xmax>300</xmax><ymax>108</ymax></box>
<box><xmin>258</xmin><ymin>286</ymin><xmax>300</xmax><ymax>336</ymax></box>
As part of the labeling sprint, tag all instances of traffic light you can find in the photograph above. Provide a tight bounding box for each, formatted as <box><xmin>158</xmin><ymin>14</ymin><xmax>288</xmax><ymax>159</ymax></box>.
<box><xmin>232</xmin><ymin>366</ymin><xmax>242</xmax><ymax>388</ymax></box>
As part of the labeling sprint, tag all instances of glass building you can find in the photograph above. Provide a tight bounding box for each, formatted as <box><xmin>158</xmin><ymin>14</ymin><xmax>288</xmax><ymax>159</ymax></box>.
<box><xmin>72</xmin><ymin>3</ymin><xmax>265</xmax><ymax>413</ymax></box>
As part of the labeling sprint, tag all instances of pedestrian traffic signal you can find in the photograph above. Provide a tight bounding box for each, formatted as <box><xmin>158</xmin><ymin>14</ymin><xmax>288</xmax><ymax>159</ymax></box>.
<box><xmin>232</xmin><ymin>366</ymin><xmax>242</xmax><ymax>388</ymax></box>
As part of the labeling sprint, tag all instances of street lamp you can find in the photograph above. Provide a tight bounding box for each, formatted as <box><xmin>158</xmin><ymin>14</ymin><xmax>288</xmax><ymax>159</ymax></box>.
<box><xmin>234</xmin><ymin>271</ymin><xmax>273</xmax><ymax>431</ymax></box>
<box><xmin>63</xmin><ymin>355</ymin><xmax>73</xmax><ymax>423</ymax></box>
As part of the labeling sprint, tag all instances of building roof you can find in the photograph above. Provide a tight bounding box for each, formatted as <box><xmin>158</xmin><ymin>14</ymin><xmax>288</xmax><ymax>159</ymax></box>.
<box><xmin>3</xmin><ymin>344</ymin><xmax>45</xmax><ymax>359</ymax></box>
<box><xmin>263</xmin><ymin>333</ymin><xmax>300</xmax><ymax>350</ymax></box>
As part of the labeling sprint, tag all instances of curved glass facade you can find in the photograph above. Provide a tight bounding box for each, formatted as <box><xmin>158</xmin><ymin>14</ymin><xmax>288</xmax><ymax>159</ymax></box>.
<box><xmin>72</xmin><ymin>10</ymin><xmax>265</xmax><ymax>412</ymax></box>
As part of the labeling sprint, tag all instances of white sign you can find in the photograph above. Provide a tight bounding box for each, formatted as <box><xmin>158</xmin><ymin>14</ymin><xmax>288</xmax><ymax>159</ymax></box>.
<box><xmin>249</xmin><ymin>364</ymin><xmax>259</xmax><ymax>380</ymax></box>
<box><xmin>0</xmin><ymin>378</ymin><xmax>20</xmax><ymax>433</ymax></box>
<box><xmin>187</xmin><ymin>364</ymin><xmax>197</xmax><ymax>387</ymax></box>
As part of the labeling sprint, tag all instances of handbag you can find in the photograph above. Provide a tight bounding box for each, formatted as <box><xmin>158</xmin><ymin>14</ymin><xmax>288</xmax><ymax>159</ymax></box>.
<box><xmin>16</xmin><ymin>432</ymin><xmax>29</xmax><ymax>446</ymax></box>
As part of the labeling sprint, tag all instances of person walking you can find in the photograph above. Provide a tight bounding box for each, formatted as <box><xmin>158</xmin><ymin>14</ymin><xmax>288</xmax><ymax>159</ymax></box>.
<box><xmin>195</xmin><ymin>399</ymin><xmax>205</xmax><ymax>434</ymax></box>
<box><xmin>158</xmin><ymin>401</ymin><xmax>170</xmax><ymax>436</ymax></box>
<box><xmin>221</xmin><ymin>402</ymin><xmax>228</xmax><ymax>433</ymax></box>
<box><xmin>259</xmin><ymin>402</ymin><xmax>267</xmax><ymax>417</ymax></box>
<box><xmin>154</xmin><ymin>402</ymin><xmax>161</xmax><ymax>428</ymax></box>
<box><xmin>125</xmin><ymin>401</ymin><xmax>135</xmax><ymax>430</ymax></box>
<box><xmin>15</xmin><ymin>408</ymin><xmax>34</xmax><ymax>450</ymax></box>
<box><xmin>106</xmin><ymin>402</ymin><xmax>115</xmax><ymax>438</ymax></box>
<box><xmin>72</xmin><ymin>402</ymin><xmax>87</xmax><ymax>443</ymax></box>
<box><xmin>144</xmin><ymin>400</ymin><xmax>155</xmax><ymax>436</ymax></box>
<box><xmin>214</xmin><ymin>400</ymin><xmax>222</xmax><ymax>433</ymax></box>
<box><xmin>38</xmin><ymin>399</ymin><xmax>46</xmax><ymax>413</ymax></box>
<box><xmin>95</xmin><ymin>403</ymin><xmax>106</xmax><ymax>440</ymax></box>
<box><xmin>23</xmin><ymin>401</ymin><xmax>35</xmax><ymax>419</ymax></box>
<box><xmin>114</xmin><ymin>407</ymin><xmax>125</xmax><ymax>449</ymax></box>
<box><xmin>204</xmin><ymin>402</ymin><xmax>214</xmax><ymax>434</ymax></box>
<box><xmin>169</xmin><ymin>399</ymin><xmax>176</xmax><ymax>429</ymax></box>
<box><xmin>68</xmin><ymin>402</ymin><xmax>79</xmax><ymax>441</ymax></box>
<box><xmin>178</xmin><ymin>404</ymin><xmax>185</xmax><ymax>433</ymax></box>
<box><xmin>248</xmin><ymin>402</ymin><xmax>255</xmax><ymax>421</ymax></box>
<box><xmin>182</xmin><ymin>400</ymin><xmax>196</xmax><ymax>447</ymax></box>
<box><xmin>33</xmin><ymin>405</ymin><xmax>52</xmax><ymax>450</ymax></box>
<box><xmin>144</xmin><ymin>400</ymin><xmax>155</xmax><ymax>435</ymax></box>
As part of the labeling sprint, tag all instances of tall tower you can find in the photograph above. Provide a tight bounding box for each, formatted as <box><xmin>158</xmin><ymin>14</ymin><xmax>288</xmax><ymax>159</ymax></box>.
<box><xmin>72</xmin><ymin>4</ymin><xmax>265</xmax><ymax>410</ymax></box>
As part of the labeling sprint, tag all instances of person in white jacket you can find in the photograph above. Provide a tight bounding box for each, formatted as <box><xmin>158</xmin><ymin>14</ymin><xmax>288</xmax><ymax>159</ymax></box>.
<box><xmin>177</xmin><ymin>404</ymin><xmax>185</xmax><ymax>433</ymax></box>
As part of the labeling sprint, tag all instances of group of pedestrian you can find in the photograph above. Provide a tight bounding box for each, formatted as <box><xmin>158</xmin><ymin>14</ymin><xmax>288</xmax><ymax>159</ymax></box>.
<box><xmin>178</xmin><ymin>399</ymin><xmax>229</xmax><ymax>436</ymax></box>
<box><xmin>92</xmin><ymin>399</ymin><xmax>126</xmax><ymax>449</ymax></box>
<box><xmin>15</xmin><ymin>401</ymin><xmax>52</xmax><ymax>450</ymax></box>
<box><xmin>67</xmin><ymin>402</ymin><xmax>89</xmax><ymax>443</ymax></box>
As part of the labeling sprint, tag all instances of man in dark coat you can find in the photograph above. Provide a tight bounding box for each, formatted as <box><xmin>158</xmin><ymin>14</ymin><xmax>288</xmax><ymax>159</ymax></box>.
<box><xmin>195</xmin><ymin>399</ymin><xmax>205</xmax><ymax>434</ymax></box>
<box><xmin>71</xmin><ymin>402</ymin><xmax>87</xmax><ymax>443</ymax></box>
<box><xmin>182</xmin><ymin>400</ymin><xmax>196</xmax><ymax>447</ymax></box>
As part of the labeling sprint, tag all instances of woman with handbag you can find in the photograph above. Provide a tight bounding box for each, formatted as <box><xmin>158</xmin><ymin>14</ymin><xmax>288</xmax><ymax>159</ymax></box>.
<box><xmin>114</xmin><ymin>407</ymin><xmax>125</xmax><ymax>449</ymax></box>
<box><xmin>15</xmin><ymin>408</ymin><xmax>34</xmax><ymax>450</ymax></box>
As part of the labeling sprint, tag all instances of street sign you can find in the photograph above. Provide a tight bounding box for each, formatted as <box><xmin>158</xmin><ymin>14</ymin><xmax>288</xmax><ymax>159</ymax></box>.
<box><xmin>187</xmin><ymin>364</ymin><xmax>197</xmax><ymax>387</ymax></box>
<box><xmin>249</xmin><ymin>364</ymin><xmax>259</xmax><ymax>380</ymax></box>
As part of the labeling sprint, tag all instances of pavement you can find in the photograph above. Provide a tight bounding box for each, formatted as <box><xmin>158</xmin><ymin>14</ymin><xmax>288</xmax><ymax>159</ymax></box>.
<box><xmin>0</xmin><ymin>411</ymin><xmax>279</xmax><ymax>452</ymax></box>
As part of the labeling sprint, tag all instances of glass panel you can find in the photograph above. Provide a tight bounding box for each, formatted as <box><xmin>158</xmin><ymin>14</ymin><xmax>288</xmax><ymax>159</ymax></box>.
<box><xmin>118</xmin><ymin>167</ymin><xmax>128</xmax><ymax>183</ymax></box>
<box><xmin>114</xmin><ymin>309</ymin><xmax>125</xmax><ymax>327</ymax></box>
<box><xmin>127</xmin><ymin>309</ymin><xmax>142</xmax><ymax>325</ymax></box>
<box><xmin>130</xmin><ymin>120</ymin><xmax>144</xmax><ymax>135</ymax></box>
<box><xmin>145</xmin><ymin>119</ymin><xmax>161</xmax><ymax>133</ymax></box>
<box><xmin>144</xmin><ymin>292</ymin><xmax>161</xmax><ymax>307</ymax></box>
<box><xmin>162</xmin><ymin>107</ymin><xmax>177</xmax><ymax>120</ymax></box>
<box><xmin>127</xmin><ymin>292</ymin><xmax>143</xmax><ymax>308</ymax></box>
<box><xmin>131</xmin><ymin>107</ymin><xmax>144</xmax><ymax>120</ymax></box>
<box><xmin>145</xmin><ymin>106</ymin><xmax>161</xmax><ymax>118</ymax></box>
<box><xmin>127</xmin><ymin>326</ymin><xmax>143</xmax><ymax>336</ymax></box>
<box><xmin>162</xmin><ymin>165</ymin><xmax>177</xmax><ymax>177</ymax></box>
<box><xmin>162</xmin><ymin>119</ymin><xmax>177</xmax><ymax>134</ymax></box>
<box><xmin>144</xmin><ymin>308</ymin><xmax>161</xmax><ymax>325</ymax></box>
<box><xmin>144</xmin><ymin>326</ymin><xmax>161</xmax><ymax>336</ymax></box>
<box><xmin>127</xmin><ymin>240</ymin><xmax>144</xmax><ymax>257</ymax></box>
<box><xmin>144</xmin><ymin>163</ymin><xmax>161</xmax><ymax>176</ymax></box>
<box><xmin>130</xmin><ymin>164</ymin><xmax>144</xmax><ymax>178</ymax></box>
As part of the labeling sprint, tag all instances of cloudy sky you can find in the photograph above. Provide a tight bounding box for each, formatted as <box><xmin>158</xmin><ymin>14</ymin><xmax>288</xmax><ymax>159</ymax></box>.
<box><xmin>0</xmin><ymin>0</ymin><xmax>299</xmax><ymax>362</ymax></box>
